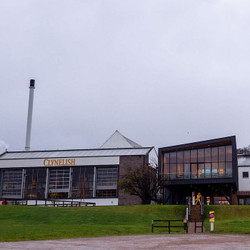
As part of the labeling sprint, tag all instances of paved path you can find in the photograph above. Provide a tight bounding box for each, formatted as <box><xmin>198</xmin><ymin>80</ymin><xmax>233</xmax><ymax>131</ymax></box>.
<box><xmin>0</xmin><ymin>234</ymin><xmax>250</xmax><ymax>249</ymax></box>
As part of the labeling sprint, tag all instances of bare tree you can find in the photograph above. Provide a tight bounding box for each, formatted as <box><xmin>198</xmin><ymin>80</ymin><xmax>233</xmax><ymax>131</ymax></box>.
<box><xmin>119</xmin><ymin>164</ymin><xmax>168</xmax><ymax>204</ymax></box>
<box><xmin>237</xmin><ymin>145</ymin><xmax>250</xmax><ymax>155</ymax></box>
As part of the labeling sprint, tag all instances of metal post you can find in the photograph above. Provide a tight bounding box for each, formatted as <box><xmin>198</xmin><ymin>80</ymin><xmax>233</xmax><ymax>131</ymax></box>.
<box><xmin>168</xmin><ymin>220</ymin><xmax>170</xmax><ymax>234</ymax></box>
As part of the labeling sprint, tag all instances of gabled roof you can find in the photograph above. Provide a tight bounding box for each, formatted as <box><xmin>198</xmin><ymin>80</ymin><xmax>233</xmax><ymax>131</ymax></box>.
<box><xmin>100</xmin><ymin>130</ymin><xmax>142</xmax><ymax>148</ymax></box>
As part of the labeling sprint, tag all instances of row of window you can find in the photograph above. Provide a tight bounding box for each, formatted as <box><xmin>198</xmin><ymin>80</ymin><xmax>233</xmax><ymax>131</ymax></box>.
<box><xmin>0</xmin><ymin>166</ymin><xmax>118</xmax><ymax>199</ymax></box>
<box><xmin>163</xmin><ymin>145</ymin><xmax>232</xmax><ymax>164</ymax></box>
<box><xmin>163</xmin><ymin>162</ymin><xmax>233</xmax><ymax>180</ymax></box>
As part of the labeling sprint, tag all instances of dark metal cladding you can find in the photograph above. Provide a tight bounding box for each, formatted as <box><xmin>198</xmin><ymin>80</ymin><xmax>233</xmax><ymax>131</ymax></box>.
<box><xmin>30</xmin><ymin>79</ymin><xmax>35</xmax><ymax>88</ymax></box>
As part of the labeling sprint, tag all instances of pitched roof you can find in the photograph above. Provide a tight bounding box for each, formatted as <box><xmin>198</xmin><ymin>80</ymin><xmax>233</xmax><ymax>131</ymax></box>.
<box><xmin>100</xmin><ymin>130</ymin><xmax>142</xmax><ymax>148</ymax></box>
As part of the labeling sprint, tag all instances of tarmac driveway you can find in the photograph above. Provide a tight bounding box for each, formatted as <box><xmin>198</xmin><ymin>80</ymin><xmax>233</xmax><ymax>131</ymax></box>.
<box><xmin>0</xmin><ymin>234</ymin><xmax>250</xmax><ymax>249</ymax></box>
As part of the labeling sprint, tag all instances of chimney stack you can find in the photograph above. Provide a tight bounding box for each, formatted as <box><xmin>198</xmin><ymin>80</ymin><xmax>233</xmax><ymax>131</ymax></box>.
<box><xmin>25</xmin><ymin>79</ymin><xmax>35</xmax><ymax>151</ymax></box>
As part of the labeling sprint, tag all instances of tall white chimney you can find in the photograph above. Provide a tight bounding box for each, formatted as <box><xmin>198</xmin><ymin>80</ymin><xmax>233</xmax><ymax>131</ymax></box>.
<box><xmin>25</xmin><ymin>79</ymin><xmax>35</xmax><ymax>151</ymax></box>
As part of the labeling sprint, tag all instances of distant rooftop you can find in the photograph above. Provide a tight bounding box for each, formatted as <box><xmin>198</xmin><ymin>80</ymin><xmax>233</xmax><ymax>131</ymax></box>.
<box><xmin>100</xmin><ymin>130</ymin><xmax>142</xmax><ymax>148</ymax></box>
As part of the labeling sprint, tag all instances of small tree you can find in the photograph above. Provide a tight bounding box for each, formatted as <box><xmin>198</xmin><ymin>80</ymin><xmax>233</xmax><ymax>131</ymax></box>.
<box><xmin>119</xmin><ymin>164</ymin><xmax>167</xmax><ymax>204</ymax></box>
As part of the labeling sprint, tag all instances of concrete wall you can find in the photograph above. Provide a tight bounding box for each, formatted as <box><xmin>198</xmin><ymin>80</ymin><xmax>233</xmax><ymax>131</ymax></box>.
<box><xmin>118</xmin><ymin>155</ymin><xmax>148</xmax><ymax>205</ymax></box>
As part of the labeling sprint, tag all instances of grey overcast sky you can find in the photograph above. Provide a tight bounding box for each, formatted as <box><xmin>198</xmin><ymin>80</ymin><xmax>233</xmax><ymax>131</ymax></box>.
<box><xmin>1</xmin><ymin>0</ymin><xmax>250</xmax><ymax>153</ymax></box>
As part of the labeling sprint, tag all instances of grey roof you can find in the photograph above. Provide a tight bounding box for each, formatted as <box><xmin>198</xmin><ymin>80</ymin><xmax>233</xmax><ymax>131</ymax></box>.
<box><xmin>0</xmin><ymin>147</ymin><xmax>153</xmax><ymax>160</ymax></box>
<box><xmin>100</xmin><ymin>130</ymin><xmax>142</xmax><ymax>148</ymax></box>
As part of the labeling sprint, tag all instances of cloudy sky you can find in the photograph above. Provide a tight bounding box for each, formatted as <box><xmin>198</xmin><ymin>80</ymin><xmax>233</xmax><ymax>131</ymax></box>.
<box><xmin>1</xmin><ymin>0</ymin><xmax>250</xmax><ymax>153</ymax></box>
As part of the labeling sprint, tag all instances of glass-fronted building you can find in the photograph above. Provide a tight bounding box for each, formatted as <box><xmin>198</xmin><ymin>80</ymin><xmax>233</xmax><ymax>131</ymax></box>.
<box><xmin>159</xmin><ymin>136</ymin><xmax>238</xmax><ymax>205</ymax></box>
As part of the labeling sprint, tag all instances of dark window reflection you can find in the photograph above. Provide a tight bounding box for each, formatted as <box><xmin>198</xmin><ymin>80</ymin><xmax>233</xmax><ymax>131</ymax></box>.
<box><xmin>226</xmin><ymin>162</ymin><xmax>232</xmax><ymax>177</ymax></box>
<box><xmin>212</xmin><ymin>163</ymin><xmax>219</xmax><ymax>178</ymax></box>
<box><xmin>198</xmin><ymin>163</ymin><xmax>205</xmax><ymax>178</ymax></box>
<box><xmin>198</xmin><ymin>149</ymin><xmax>205</xmax><ymax>162</ymax></box>
<box><xmin>184</xmin><ymin>164</ymin><xmax>190</xmax><ymax>179</ymax></box>
<box><xmin>219</xmin><ymin>146</ymin><xmax>226</xmax><ymax>162</ymax></box>
<box><xmin>170</xmin><ymin>152</ymin><xmax>177</xmax><ymax>163</ymax></box>
<box><xmin>226</xmin><ymin>146</ymin><xmax>232</xmax><ymax>162</ymax></box>
<box><xmin>164</xmin><ymin>153</ymin><xmax>170</xmax><ymax>164</ymax></box>
<box><xmin>205</xmin><ymin>163</ymin><xmax>211</xmax><ymax>178</ymax></box>
<box><xmin>24</xmin><ymin>168</ymin><xmax>46</xmax><ymax>199</ymax></box>
<box><xmin>164</xmin><ymin>164</ymin><xmax>169</xmax><ymax>176</ymax></box>
<box><xmin>191</xmin><ymin>164</ymin><xmax>197</xmax><ymax>179</ymax></box>
<box><xmin>184</xmin><ymin>151</ymin><xmax>190</xmax><ymax>163</ymax></box>
<box><xmin>177</xmin><ymin>152</ymin><xmax>184</xmax><ymax>163</ymax></box>
<box><xmin>212</xmin><ymin>147</ymin><xmax>218</xmax><ymax>162</ymax></box>
<box><xmin>219</xmin><ymin>162</ymin><xmax>226</xmax><ymax>177</ymax></box>
<box><xmin>205</xmin><ymin>148</ymin><xmax>211</xmax><ymax>163</ymax></box>
<box><xmin>176</xmin><ymin>164</ymin><xmax>183</xmax><ymax>179</ymax></box>
<box><xmin>170</xmin><ymin>164</ymin><xmax>176</xmax><ymax>179</ymax></box>
<box><xmin>190</xmin><ymin>150</ymin><xmax>197</xmax><ymax>163</ymax></box>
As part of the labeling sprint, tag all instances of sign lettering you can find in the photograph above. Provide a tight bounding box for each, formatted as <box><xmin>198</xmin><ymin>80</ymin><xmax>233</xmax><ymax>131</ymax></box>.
<box><xmin>43</xmin><ymin>158</ymin><xmax>76</xmax><ymax>166</ymax></box>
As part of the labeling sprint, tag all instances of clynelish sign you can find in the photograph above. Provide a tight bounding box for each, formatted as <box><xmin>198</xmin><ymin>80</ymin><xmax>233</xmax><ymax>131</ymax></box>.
<box><xmin>43</xmin><ymin>159</ymin><xmax>76</xmax><ymax>166</ymax></box>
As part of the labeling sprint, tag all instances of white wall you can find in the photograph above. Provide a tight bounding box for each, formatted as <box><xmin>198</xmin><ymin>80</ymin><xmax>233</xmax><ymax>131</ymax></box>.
<box><xmin>238</xmin><ymin>155</ymin><xmax>250</xmax><ymax>191</ymax></box>
<box><xmin>238</xmin><ymin>166</ymin><xmax>250</xmax><ymax>191</ymax></box>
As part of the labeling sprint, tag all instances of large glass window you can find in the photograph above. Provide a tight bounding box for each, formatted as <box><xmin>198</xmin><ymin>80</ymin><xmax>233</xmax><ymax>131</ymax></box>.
<box><xmin>226</xmin><ymin>162</ymin><xmax>232</xmax><ymax>177</ymax></box>
<box><xmin>212</xmin><ymin>163</ymin><xmax>219</xmax><ymax>178</ymax></box>
<box><xmin>184</xmin><ymin>164</ymin><xmax>190</xmax><ymax>179</ymax></box>
<box><xmin>190</xmin><ymin>150</ymin><xmax>197</xmax><ymax>162</ymax></box>
<box><xmin>71</xmin><ymin>167</ymin><xmax>94</xmax><ymax>198</ymax></box>
<box><xmin>96</xmin><ymin>167</ymin><xmax>118</xmax><ymax>197</ymax></box>
<box><xmin>176</xmin><ymin>164</ymin><xmax>183</xmax><ymax>179</ymax></box>
<box><xmin>2</xmin><ymin>169</ymin><xmax>23</xmax><ymax>198</ymax></box>
<box><xmin>163</xmin><ymin>153</ymin><xmax>170</xmax><ymax>178</ymax></box>
<box><xmin>225</xmin><ymin>146</ymin><xmax>232</xmax><ymax>161</ymax></box>
<box><xmin>184</xmin><ymin>151</ymin><xmax>190</xmax><ymax>163</ymax></box>
<box><xmin>205</xmin><ymin>148</ymin><xmax>211</xmax><ymax>163</ymax></box>
<box><xmin>177</xmin><ymin>152</ymin><xmax>184</xmax><ymax>163</ymax></box>
<box><xmin>205</xmin><ymin>163</ymin><xmax>211</xmax><ymax>178</ymax></box>
<box><xmin>198</xmin><ymin>163</ymin><xmax>205</xmax><ymax>178</ymax></box>
<box><xmin>211</xmin><ymin>147</ymin><xmax>218</xmax><ymax>162</ymax></box>
<box><xmin>169</xmin><ymin>164</ymin><xmax>176</xmax><ymax>179</ymax></box>
<box><xmin>163</xmin><ymin>153</ymin><xmax>170</xmax><ymax>164</ymax></box>
<box><xmin>219</xmin><ymin>147</ymin><xmax>226</xmax><ymax>162</ymax></box>
<box><xmin>219</xmin><ymin>162</ymin><xmax>225</xmax><ymax>177</ymax></box>
<box><xmin>191</xmin><ymin>164</ymin><xmax>197</xmax><ymax>179</ymax></box>
<box><xmin>163</xmin><ymin>164</ymin><xmax>170</xmax><ymax>178</ymax></box>
<box><xmin>169</xmin><ymin>152</ymin><xmax>177</xmax><ymax>163</ymax></box>
<box><xmin>49</xmin><ymin>168</ymin><xmax>70</xmax><ymax>198</ymax></box>
<box><xmin>24</xmin><ymin>168</ymin><xmax>46</xmax><ymax>199</ymax></box>
<box><xmin>162</xmin><ymin>142</ymin><xmax>234</xmax><ymax>180</ymax></box>
<box><xmin>198</xmin><ymin>149</ymin><xmax>205</xmax><ymax>162</ymax></box>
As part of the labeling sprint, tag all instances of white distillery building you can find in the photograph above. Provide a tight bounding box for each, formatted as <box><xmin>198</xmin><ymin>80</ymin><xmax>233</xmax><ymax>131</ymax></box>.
<box><xmin>0</xmin><ymin>131</ymin><xmax>157</xmax><ymax>206</ymax></box>
<box><xmin>237</xmin><ymin>154</ymin><xmax>250</xmax><ymax>205</ymax></box>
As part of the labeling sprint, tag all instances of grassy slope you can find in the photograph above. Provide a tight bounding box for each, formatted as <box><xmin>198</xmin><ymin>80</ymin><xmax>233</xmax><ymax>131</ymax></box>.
<box><xmin>0</xmin><ymin>205</ymin><xmax>185</xmax><ymax>242</ymax></box>
<box><xmin>204</xmin><ymin>205</ymin><xmax>250</xmax><ymax>234</ymax></box>
<box><xmin>0</xmin><ymin>205</ymin><xmax>249</xmax><ymax>242</ymax></box>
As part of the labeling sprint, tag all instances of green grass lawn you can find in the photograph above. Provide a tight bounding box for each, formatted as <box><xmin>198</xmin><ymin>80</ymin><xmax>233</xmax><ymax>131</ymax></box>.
<box><xmin>0</xmin><ymin>205</ymin><xmax>186</xmax><ymax>242</ymax></box>
<box><xmin>0</xmin><ymin>205</ymin><xmax>249</xmax><ymax>242</ymax></box>
<box><xmin>204</xmin><ymin>205</ymin><xmax>250</xmax><ymax>234</ymax></box>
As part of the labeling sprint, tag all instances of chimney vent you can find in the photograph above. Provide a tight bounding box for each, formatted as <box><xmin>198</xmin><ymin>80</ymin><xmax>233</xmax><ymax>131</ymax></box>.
<box><xmin>25</xmin><ymin>79</ymin><xmax>35</xmax><ymax>151</ymax></box>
